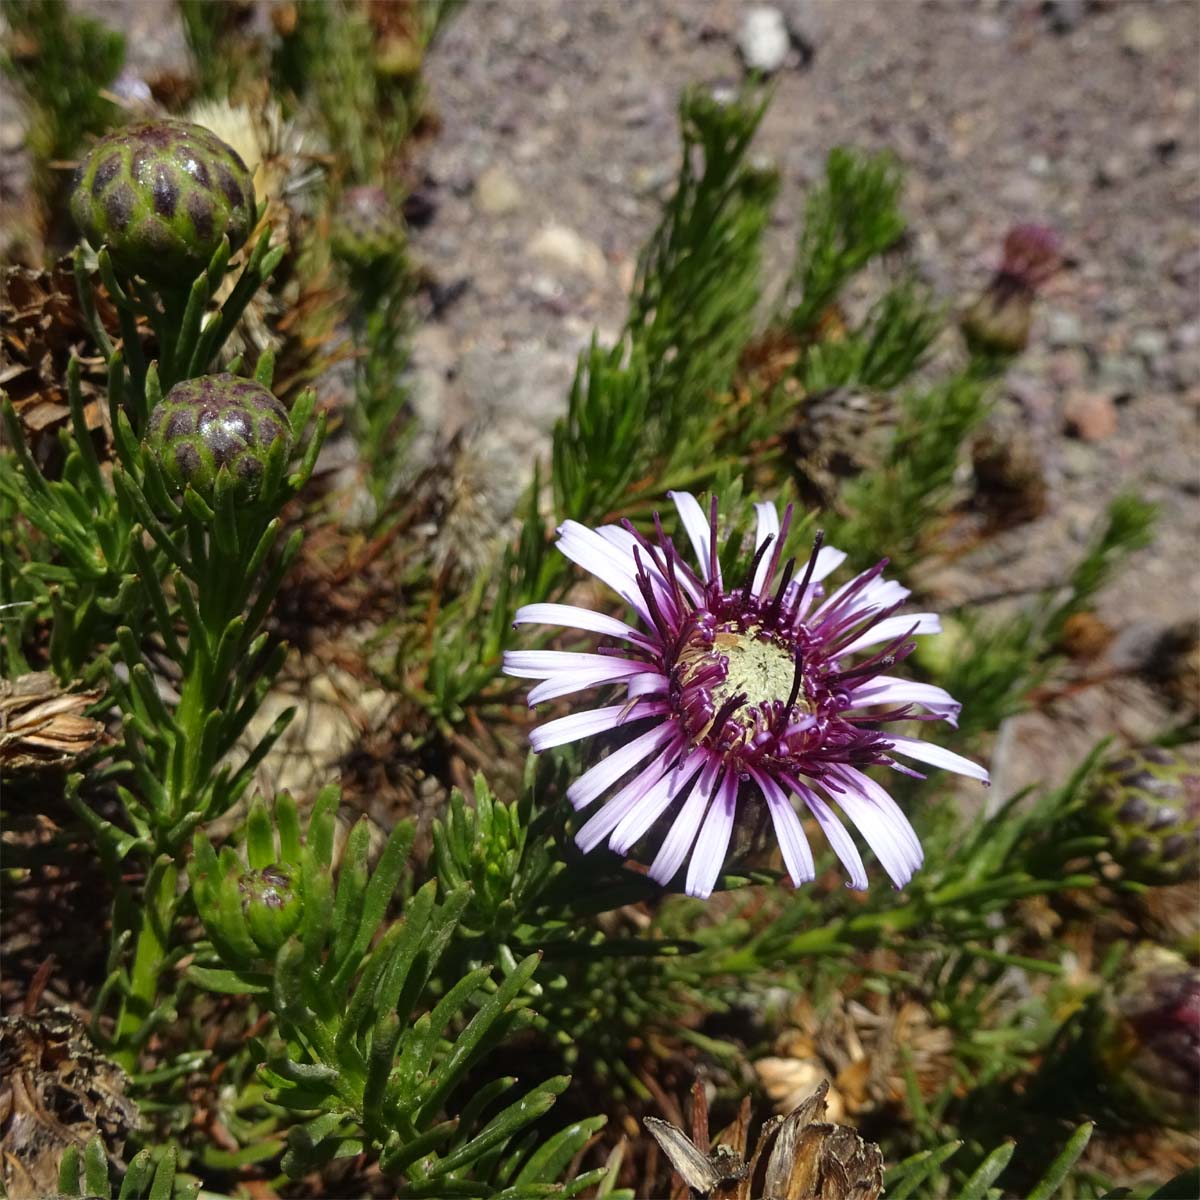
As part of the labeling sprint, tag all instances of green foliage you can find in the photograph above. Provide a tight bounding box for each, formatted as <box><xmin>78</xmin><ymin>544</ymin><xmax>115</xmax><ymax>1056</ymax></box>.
<box><xmin>188</xmin><ymin>790</ymin><xmax>607</xmax><ymax>1194</ymax></box>
<box><xmin>432</xmin><ymin>774</ymin><xmax>560</xmax><ymax>942</ymax></box>
<box><xmin>551</xmin><ymin>340</ymin><xmax>652</xmax><ymax>533</ymax></box>
<box><xmin>273</xmin><ymin>0</ymin><xmax>442</xmax><ymax>185</ymax></box>
<box><xmin>56</xmin><ymin>1137</ymin><xmax>198</xmax><ymax>1200</ymax></box>
<box><xmin>886</xmin><ymin>1123</ymin><xmax>1093</xmax><ymax>1200</ymax></box>
<box><xmin>802</xmin><ymin>278</ymin><xmax>942</xmax><ymax>392</ymax></box>
<box><xmin>828</xmin><ymin>371</ymin><xmax>990</xmax><ymax>571</ymax></box>
<box><xmin>928</xmin><ymin>494</ymin><xmax>1158</xmax><ymax>737</ymax></box>
<box><xmin>627</xmin><ymin>87</ymin><xmax>778</xmax><ymax>443</ymax></box>
<box><xmin>788</xmin><ymin>147</ymin><xmax>907</xmax><ymax>333</ymax></box>
<box><xmin>177</xmin><ymin>0</ymin><xmax>261</xmax><ymax>100</ymax></box>
<box><xmin>1</xmin><ymin>0</ymin><xmax>124</xmax><ymax>222</ymax></box>
<box><xmin>338</xmin><ymin>202</ymin><xmax>416</xmax><ymax>518</ymax></box>
<box><xmin>0</xmin><ymin>223</ymin><xmax>298</xmax><ymax>676</ymax></box>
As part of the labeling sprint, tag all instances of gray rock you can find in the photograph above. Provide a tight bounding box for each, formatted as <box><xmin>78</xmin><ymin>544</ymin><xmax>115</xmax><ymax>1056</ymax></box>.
<box><xmin>1095</xmin><ymin>352</ymin><xmax>1146</xmax><ymax>401</ymax></box>
<box><xmin>1130</xmin><ymin>327</ymin><xmax>1169</xmax><ymax>361</ymax></box>
<box><xmin>1046</xmin><ymin>309</ymin><xmax>1084</xmax><ymax>349</ymax></box>
<box><xmin>738</xmin><ymin>5</ymin><xmax>791</xmax><ymax>74</ymax></box>
<box><xmin>1043</xmin><ymin>0</ymin><xmax>1086</xmax><ymax>35</ymax></box>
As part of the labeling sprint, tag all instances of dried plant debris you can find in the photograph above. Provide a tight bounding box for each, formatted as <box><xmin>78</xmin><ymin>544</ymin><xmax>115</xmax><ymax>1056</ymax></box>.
<box><xmin>646</xmin><ymin>1081</ymin><xmax>883</xmax><ymax>1200</ymax></box>
<box><xmin>0</xmin><ymin>674</ymin><xmax>106</xmax><ymax>772</ymax></box>
<box><xmin>784</xmin><ymin>387</ymin><xmax>896</xmax><ymax>511</ymax></box>
<box><xmin>757</xmin><ymin>991</ymin><xmax>954</xmax><ymax>1122</ymax></box>
<box><xmin>0</xmin><ymin>1009</ymin><xmax>139</xmax><ymax>1200</ymax></box>
<box><xmin>1</xmin><ymin>260</ymin><xmax>116</xmax><ymax>471</ymax></box>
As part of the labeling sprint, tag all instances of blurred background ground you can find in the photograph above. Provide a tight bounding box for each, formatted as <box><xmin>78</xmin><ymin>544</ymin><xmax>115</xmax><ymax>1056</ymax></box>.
<box><xmin>3</xmin><ymin>0</ymin><xmax>1197</xmax><ymax>792</ymax></box>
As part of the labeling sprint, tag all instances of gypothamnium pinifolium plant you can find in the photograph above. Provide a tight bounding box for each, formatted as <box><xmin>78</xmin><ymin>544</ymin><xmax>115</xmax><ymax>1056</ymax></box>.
<box><xmin>1</xmin><ymin>72</ymin><xmax>1193</xmax><ymax>1200</ymax></box>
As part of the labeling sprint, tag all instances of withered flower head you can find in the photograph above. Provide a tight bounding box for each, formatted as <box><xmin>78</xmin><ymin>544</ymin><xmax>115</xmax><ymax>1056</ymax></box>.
<box><xmin>645</xmin><ymin>1080</ymin><xmax>883</xmax><ymax>1200</ymax></box>
<box><xmin>0</xmin><ymin>673</ymin><xmax>106</xmax><ymax>772</ymax></box>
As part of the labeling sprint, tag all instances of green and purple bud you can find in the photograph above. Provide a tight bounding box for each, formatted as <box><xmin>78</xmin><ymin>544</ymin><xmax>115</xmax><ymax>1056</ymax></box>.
<box><xmin>1092</xmin><ymin>945</ymin><xmax>1200</xmax><ymax>1130</ymax></box>
<box><xmin>238</xmin><ymin>864</ymin><xmax>303</xmax><ymax>956</ymax></box>
<box><xmin>70</xmin><ymin>119</ymin><xmax>256</xmax><ymax>284</ymax></box>
<box><xmin>1088</xmin><ymin>746</ymin><xmax>1200</xmax><ymax>885</ymax></box>
<box><xmin>330</xmin><ymin>185</ymin><xmax>406</xmax><ymax>272</ymax></box>
<box><xmin>147</xmin><ymin>373</ymin><xmax>291</xmax><ymax>501</ymax></box>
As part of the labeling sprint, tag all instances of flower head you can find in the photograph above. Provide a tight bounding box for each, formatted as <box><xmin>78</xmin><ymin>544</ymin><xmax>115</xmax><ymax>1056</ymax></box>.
<box><xmin>503</xmin><ymin>493</ymin><xmax>987</xmax><ymax>898</ymax></box>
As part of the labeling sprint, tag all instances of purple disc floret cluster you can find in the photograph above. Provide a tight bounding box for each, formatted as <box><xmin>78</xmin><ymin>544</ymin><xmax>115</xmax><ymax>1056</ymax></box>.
<box><xmin>503</xmin><ymin>492</ymin><xmax>988</xmax><ymax>899</ymax></box>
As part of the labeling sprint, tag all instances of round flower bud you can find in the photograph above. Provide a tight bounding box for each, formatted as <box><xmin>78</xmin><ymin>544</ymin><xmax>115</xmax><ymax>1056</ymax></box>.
<box><xmin>1087</xmin><ymin>746</ymin><xmax>1200</xmax><ymax>884</ymax></box>
<box><xmin>238</xmin><ymin>864</ymin><xmax>302</xmax><ymax>956</ymax></box>
<box><xmin>70</xmin><ymin>119</ymin><xmax>256</xmax><ymax>284</ymax></box>
<box><xmin>147</xmin><ymin>373</ymin><xmax>291</xmax><ymax>501</ymax></box>
<box><xmin>1092</xmin><ymin>945</ymin><xmax>1200</xmax><ymax>1130</ymax></box>
<box><xmin>330</xmin><ymin>185</ymin><xmax>406</xmax><ymax>272</ymax></box>
<box><xmin>960</xmin><ymin>223</ymin><xmax>1062</xmax><ymax>357</ymax></box>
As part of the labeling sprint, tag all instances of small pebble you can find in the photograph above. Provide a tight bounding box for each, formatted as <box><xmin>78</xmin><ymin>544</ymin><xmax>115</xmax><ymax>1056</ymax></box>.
<box><xmin>738</xmin><ymin>5</ymin><xmax>791</xmax><ymax>74</ymax></box>
<box><xmin>1063</xmin><ymin>391</ymin><xmax>1118</xmax><ymax>441</ymax></box>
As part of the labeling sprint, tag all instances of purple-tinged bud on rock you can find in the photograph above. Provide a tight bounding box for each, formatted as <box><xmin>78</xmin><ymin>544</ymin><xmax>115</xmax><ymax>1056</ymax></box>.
<box><xmin>330</xmin><ymin>185</ymin><xmax>406</xmax><ymax>271</ymax></box>
<box><xmin>147</xmin><ymin>373</ymin><xmax>291</xmax><ymax>501</ymax></box>
<box><xmin>1087</xmin><ymin>746</ymin><xmax>1200</xmax><ymax>885</ymax></box>
<box><xmin>238</xmin><ymin>863</ymin><xmax>302</xmax><ymax>956</ymax></box>
<box><xmin>1092</xmin><ymin>945</ymin><xmax>1200</xmax><ymax>1131</ymax></box>
<box><xmin>70</xmin><ymin>119</ymin><xmax>256</xmax><ymax>284</ymax></box>
<box><xmin>961</xmin><ymin>223</ymin><xmax>1063</xmax><ymax>355</ymax></box>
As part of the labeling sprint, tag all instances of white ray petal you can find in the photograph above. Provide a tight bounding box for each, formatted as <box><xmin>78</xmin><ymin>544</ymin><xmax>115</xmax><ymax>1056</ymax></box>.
<box><xmin>504</xmin><ymin>650</ymin><xmax>638</xmax><ymax>678</ymax></box>
<box><xmin>685</xmin><ymin>771</ymin><xmax>737</xmax><ymax>899</ymax></box>
<box><xmin>513</xmin><ymin>603</ymin><xmax>647</xmax><ymax>644</ymax></box>
<box><xmin>750</xmin><ymin>768</ymin><xmax>815</xmax><ymax>886</ymax></box>
<box><xmin>849</xmin><ymin>677</ymin><xmax>961</xmax><ymax>725</ymax></box>
<box><xmin>752</xmin><ymin>502</ymin><xmax>781</xmax><ymax>596</ymax></box>
<box><xmin>555</xmin><ymin>521</ymin><xmax>651</xmax><ymax>624</ymax></box>
<box><xmin>575</xmin><ymin>753</ymin><xmax>674</xmax><ymax>853</ymax></box>
<box><xmin>885</xmin><ymin>735</ymin><xmax>990</xmax><ymax>783</ymax></box>
<box><xmin>810</xmin><ymin>545</ymin><xmax>848</xmax><ymax>583</ymax></box>
<box><xmin>648</xmin><ymin>757</ymin><xmax>720</xmax><ymax>885</ymax></box>
<box><xmin>528</xmin><ymin>700</ymin><xmax>668</xmax><ymax>752</ymax></box>
<box><xmin>669</xmin><ymin>490</ymin><xmax>719</xmax><ymax>585</ymax></box>
<box><xmin>527</xmin><ymin>662</ymin><xmax>655</xmax><ymax>705</ymax></box>
<box><xmin>822</xmin><ymin>774</ymin><xmax>921</xmax><ymax>890</ymax></box>
<box><xmin>611</xmin><ymin>749</ymin><xmax>705</xmax><ymax>854</ymax></box>
<box><xmin>790</xmin><ymin>777</ymin><xmax>869</xmax><ymax>890</ymax></box>
<box><xmin>839</xmin><ymin>613</ymin><xmax>941</xmax><ymax>656</ymax></box>
<box><xmin>567</xmin><ymin>724</ymin><xmax>677</xmax><ymax>810</ymax></box>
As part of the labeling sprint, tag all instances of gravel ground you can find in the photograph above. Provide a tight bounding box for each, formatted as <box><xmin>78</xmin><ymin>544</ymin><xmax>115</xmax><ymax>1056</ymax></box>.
<box><xmin>10</xmin><ymin>0</ymin><xmax>1200</xmax><ymax>792</ymax></box>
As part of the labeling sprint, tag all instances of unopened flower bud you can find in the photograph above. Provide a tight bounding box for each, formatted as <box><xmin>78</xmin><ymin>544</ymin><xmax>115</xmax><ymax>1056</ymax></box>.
<box><xmin>330</xmin><ymin>185</ymin><xmax>406</xmax><ymax>272</ymax></box>
<box><xmin>147</xmin><ymin>373</ymin><xmax>291</xmax><ymax>501</ymax></box>
<box><xmin>238</xmin><ymin>864</ymin><xmax>302</xmax><ymax>955</ymax></box>
<box><xmin>1087</xmin><ymin>746</ymin><xmax>1200</xmax><ymax>884</ymax></box>
<box><xmin>1092</xmin><ymin>945</ymin><xmax>1200</xmax><ymax>1130</ymax></box>
<box><xmin>70</xmin><ymin>119</ymin><xmax>256</xmax><ymax>284</ymax></box>
<box><xmin>961</xmin><ymin>223</ymin><xmax>1063</xmax><ymax>355</ymax></box>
